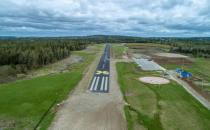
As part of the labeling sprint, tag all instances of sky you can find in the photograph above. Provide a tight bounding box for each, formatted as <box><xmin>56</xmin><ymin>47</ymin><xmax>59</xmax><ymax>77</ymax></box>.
<box><xmin>0</xmin><ymin>0</ymin><xmax>210</xmax><ymax>37</ymax></box>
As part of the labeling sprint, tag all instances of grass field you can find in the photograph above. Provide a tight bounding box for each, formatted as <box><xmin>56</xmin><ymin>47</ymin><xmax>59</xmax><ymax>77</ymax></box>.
<box><xmin>112</xmin><ymin>44</ymin><xmax>127</xmax><ymax>59</ymax></box>
<box><xmin>0</xmin><ymin>46</ymin><xmax>98</xmax><ymax>130</ymax></box>
<box><xmin>116</xmin><ymin>62</ymin><xmax>210</xmax><ymax>130</ymax></box>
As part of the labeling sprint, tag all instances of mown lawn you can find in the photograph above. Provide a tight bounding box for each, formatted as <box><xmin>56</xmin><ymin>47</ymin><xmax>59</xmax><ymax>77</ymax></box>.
<box><xmin>116</xmin><ymin>62</ymin><xmax>210</xmax><ymax>130</ymax></box>
<box><xmin>0</xmin><ymin>49</ymin><xmax>96</xmax><ymax>130</ymax></box>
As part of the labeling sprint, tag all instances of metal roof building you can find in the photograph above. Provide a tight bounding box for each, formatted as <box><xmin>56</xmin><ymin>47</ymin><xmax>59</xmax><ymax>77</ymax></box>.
<box><xmin>176</xmin><ymin>68</ymin><xmax>192</xmax><ymax>78</ymax></box>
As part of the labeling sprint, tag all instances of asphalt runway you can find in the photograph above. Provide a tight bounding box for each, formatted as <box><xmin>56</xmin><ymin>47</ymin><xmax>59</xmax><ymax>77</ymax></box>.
<box><xmin>89</xmin><ymin>44</ymin><xmax>110</xmax><ymax>93</ymax></box>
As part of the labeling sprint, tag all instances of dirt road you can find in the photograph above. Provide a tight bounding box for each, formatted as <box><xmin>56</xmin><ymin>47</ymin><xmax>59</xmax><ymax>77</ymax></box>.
<box><xmin>49</xmin><ymin>50</ymin><xmax>127</xmax><ymax>130</ymax></box>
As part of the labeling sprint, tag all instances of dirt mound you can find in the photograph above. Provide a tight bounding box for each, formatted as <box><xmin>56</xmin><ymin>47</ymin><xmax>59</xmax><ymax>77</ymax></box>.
<box><xmin>139</xmin><ymin>76</ymin><xmax>170</xmax><ymax>85</ymax></box>
<box><xmin>155</xmin><ymin>53</ymin><xmax>188</xmax><ymax>58</ymax></box>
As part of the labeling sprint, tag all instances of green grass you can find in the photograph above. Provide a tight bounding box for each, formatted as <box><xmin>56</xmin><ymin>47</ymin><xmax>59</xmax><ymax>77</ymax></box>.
<box><xmin>163</xmin><ymin>58</ymin><xmax>210</xmax><ymax>82</ymax></box>
<box><xmin>116</xmin><ymin>62</ymin><xmax>210</xmax><ymax>130</ymax></box>
<box><xmin>0</xmin><ymin>48</ymin><xmax>96</xmax><ymax>130</ymax></box>
<box><xmin>112</xmin><ymin>44</ymin><xmax>127</xmax><ymax>59</ymax></box>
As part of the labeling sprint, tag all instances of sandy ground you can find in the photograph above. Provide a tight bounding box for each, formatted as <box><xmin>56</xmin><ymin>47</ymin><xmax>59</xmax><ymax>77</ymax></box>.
<box><xmin>139</xmin><ymin>76</ymin><xmax>170</xmax><ymax>85</ymax></box>
<box><xmin>49</xmin><ymin>51</ymin><xmax>127</xmax><ymax>130</ymax></box>
<box><xmin>154</xmin><ymin>53</ymin><xmax>188</xmax><ymax>58</ymax></box>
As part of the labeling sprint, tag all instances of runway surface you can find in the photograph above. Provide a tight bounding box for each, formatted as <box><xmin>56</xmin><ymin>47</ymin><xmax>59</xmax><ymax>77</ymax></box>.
<box><xmin>89</xmin><ymin>44</ymin><xmax>110</xmax><ymax>93</ymax></box>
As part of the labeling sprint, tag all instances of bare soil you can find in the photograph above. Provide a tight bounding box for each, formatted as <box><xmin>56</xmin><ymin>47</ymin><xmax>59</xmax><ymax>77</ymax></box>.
<box><xmin>155</xmin><ymin>53</ymin><xmax>188</xmax><ymax>58</ymax></box>
<box><xmin>152</xmin><ymin>55</ymin><xmax>193</xmax><ymax>66</ymax></box>
<box><xmin>183</xmin><ymin>79</ymin><xmax>210</xmax><ymax>102</ymax></box>
<box><xmin>49</xmin><ymin>51</ymin><xmax>127</xmax><ymax>130</ymax></box>
<box><xmin>127</xmin><ymin>44</ymin><xmax>193</xmax><ymax>67</ymax></box>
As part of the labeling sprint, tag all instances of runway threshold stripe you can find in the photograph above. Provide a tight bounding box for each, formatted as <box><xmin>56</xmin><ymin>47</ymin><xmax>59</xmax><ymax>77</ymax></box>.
<box><xmin>90</xmin><ymin>76</ymin><xmax>97</xmax><ymax>91</ymax></box>
<box><xmin>104</xmin><ymin>77</ymin><xmax>108</xmax><ymax>91</ymax></box>
<box><xmin>100</xmin><ymin>77</ymin><xmax>105</xmax><ymax>91</ymax></box>
<box><xmin>94</xmin><ymin>77</ymin><xmax>100</xmax><ymax>91</ymax></box>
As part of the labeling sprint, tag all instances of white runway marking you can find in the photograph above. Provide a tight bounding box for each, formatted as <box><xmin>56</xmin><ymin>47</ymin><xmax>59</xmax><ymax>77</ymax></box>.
<box><xmin>90</xmin><ymin>76</ymin><xmax>97</xmax><ymax>91</ymax></box>
<box><xmin>104</xmin><ymin>77</ymin><xmax>108</xmax><ymax>91</ymax></box>
<box><xmin>100</xmin><ymin>77</ymin><xmax>105</xmax><ymax>91</ymax></box>
<box><xmin>94</xmin><ymin>76</ymin><xmax>100</xmax><ymax>91</ymax></box>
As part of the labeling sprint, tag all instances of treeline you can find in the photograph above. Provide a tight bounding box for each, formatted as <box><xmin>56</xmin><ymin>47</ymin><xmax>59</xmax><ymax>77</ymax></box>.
<box><xmin>148</xmin><ymin>37</ymin><xmax>210</xmax><ymax>58</ymax></box>
<box><xmin>68</xmin><ymin>35</ymin><xmax>151</xmax><ymax>43</ymax></box>
<box><xmin>0</xmin><ymin>38</ymin><xmax>90</xmax><ymax>70</ymax></box>
<box><xmin>170</xmin><ymin>45</ymin><xmax>210</xmax><ymax>58</ymax></box>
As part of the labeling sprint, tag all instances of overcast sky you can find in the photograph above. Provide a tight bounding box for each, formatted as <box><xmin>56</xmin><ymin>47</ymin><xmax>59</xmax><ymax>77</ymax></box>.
<box><xmin>0</xmin><ymin>0</ymin><xmax>210</xmax><ymax>37</ymax></box>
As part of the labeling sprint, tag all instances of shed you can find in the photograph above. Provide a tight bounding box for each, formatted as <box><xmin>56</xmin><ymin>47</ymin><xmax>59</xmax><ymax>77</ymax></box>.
<box><xmin>176</xmin><ymin>68</ymin><xmax>192</xmax><ymax>78</ymax></box>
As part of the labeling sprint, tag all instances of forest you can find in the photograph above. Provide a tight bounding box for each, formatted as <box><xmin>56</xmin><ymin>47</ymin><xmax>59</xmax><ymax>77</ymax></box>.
<box><xmin>0</xmin><ymin>38</ymin><xmax>91</xmax><ymax>72</ymax></box>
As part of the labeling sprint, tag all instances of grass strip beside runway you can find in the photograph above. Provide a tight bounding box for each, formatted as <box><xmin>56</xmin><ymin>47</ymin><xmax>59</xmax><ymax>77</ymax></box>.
<box><xmin>0</xmin><ymin>50</ymin><xmax>96</xmax><ymax>130</ymax></box>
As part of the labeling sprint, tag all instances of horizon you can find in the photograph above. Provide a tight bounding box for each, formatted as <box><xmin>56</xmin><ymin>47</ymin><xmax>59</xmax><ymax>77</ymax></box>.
<box><xmin>0</xmin><ymin>34</ymin><xmax>210</xmax><ymax>39</ymax></box>
<box><xmin>2</xmin><ymin>34</ymin><xmax>210</xmax><ymax>38</ymax></box>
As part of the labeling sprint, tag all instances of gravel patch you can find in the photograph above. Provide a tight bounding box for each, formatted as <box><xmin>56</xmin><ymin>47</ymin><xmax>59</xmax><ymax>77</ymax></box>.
<box><xmin>139</xmin><ymin>76</ymin><xmax>170</xmax><ymax>85</ymax></box>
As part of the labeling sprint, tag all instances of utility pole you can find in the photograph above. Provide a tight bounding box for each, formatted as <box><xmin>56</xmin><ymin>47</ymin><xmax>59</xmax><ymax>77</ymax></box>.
<box><xmin>181</xmin><ymin>58</ymin><xmax>184</xmax><ymax>70</ymax></box>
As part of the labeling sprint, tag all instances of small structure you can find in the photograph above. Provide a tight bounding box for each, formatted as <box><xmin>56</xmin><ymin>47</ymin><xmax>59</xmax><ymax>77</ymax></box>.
<box><xmin>176</xmin><ymin>68</ymin><xmax>192</xmax><ymax>78</ymax></box>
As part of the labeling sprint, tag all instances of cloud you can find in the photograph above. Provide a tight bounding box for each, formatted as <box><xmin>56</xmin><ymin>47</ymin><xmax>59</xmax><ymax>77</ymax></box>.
<box><xmin>0</xmin><ymin>0</ymin><xmax>210</xmax><ymax>36</ymax></box>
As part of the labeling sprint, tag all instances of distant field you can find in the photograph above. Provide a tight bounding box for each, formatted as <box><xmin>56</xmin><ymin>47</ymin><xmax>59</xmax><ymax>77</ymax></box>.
<box><xmin>116</xmin><ymin>62</ymin><xmax>210</xmax><ymax>130</ymax></box>
<box><xmin>0</xmin><ymin>46</ymin><xmax>98</xmax><ymax>130</ymax></box>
